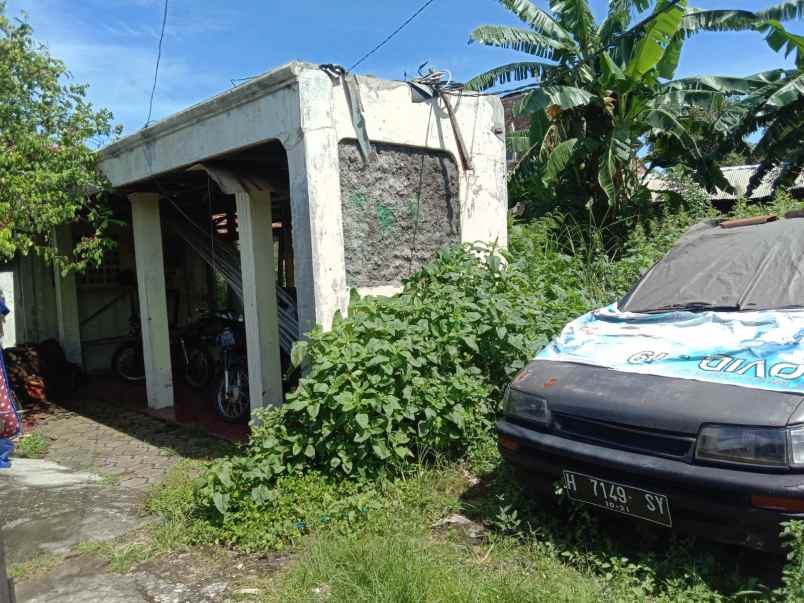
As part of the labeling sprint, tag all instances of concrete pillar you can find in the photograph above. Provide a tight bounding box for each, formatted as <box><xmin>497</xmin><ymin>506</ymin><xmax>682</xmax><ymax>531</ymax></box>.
<box><xmin>129</xmin><ymin>192</ymin><xmax>174</xmax><ymax>409</ymax></box>
<box><xmin>53</xmin><ymin>225</ymin><xmax>83</xmax><ymax>366</ymax></box>
<box><xmin>285</xmin><ymin>70</ymin><xmax>349</xmax><ymax>336</ymax></box>
<box><xmin>235</xmin><ymin>190</ymin><xmax>283</xmax><ymax>411</ymax></box>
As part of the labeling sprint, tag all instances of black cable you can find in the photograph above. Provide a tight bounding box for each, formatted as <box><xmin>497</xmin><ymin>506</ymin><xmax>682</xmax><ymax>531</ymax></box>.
<box><xmin>230</xmin><ymin>75</ymin><xmax>258</xmax><ymax>87</ymax></box>
<box><xmin>349</xmin><ymin>0</ymin><xmax>438</xmax><ymax>72</ymax></box>
<box><xmin>145</xmin><ymin>0</ymin><xmax>169</xmax><ymax>126</ymax></box>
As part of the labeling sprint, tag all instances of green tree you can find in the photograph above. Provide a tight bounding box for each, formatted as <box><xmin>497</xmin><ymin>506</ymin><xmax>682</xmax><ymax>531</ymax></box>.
<box><xmin>0</xmin><ymin>3</ymin><xmax>120</xmax><ymax>272</ymax></box>
<box><xmin>724</xmin><ymin>22</ymin><xmax>804</xmax><ymax>193</ymax></box>
<box><xmin>467</xmin><ymin>0</ymin><xmax>804</xmax><ymax>221</ymax></box>
<box><xmin>666</xmin><ymin>21</ymin><xmax>804</xmax><ymax>195</ymax></box>
<box><xmin>718</xmin><ymin>149</ymin><xmax>756</xmax><ymax>168</ymax></box>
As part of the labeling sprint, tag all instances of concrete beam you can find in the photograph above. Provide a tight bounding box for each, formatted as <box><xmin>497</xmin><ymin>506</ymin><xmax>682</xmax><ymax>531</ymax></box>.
<box><xmin>129</xmin><ymin>193</ymin><xmax>174</xmax><ymax>409</ymax></box>
<box><xmin>53</xmin><ymin>225</ymin><xmax>83</xmax><ymax>366</ymax></box>
<box><xmin>235</xmin><ymin>190</ymin><xmax>283</xmax><ymax>412</ymax></box>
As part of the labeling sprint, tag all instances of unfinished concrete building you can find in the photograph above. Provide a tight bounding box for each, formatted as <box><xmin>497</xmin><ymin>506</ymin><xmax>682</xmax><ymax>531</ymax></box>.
<box><xmin>6</xmin><ymin>62</ymin><xmax>507</xmax><ymax>425</ymax></box>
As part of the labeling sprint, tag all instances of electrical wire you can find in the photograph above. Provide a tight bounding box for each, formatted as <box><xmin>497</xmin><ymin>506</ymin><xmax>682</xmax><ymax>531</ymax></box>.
<box><xmin>145</xmin><ymin>0</ymin><xmax>169</xmax><ymax>127</ymax></box>
<box><xmin>230</xmin><ymin>75</ymin><xmax>258</xmax><ymax>87</ymax></box>
<box><xmin>349</xmin><ymin>0</ymin><xmax>438</xmax><ymax>72</ymax></box>
<box><xmin>228</xmin><ymin>1</ymin><xmax>439</xmax><ymax>86</ymax></box>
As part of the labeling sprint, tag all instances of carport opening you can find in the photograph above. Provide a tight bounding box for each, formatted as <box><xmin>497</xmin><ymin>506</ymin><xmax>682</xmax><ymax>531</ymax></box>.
<box><xmin>73</xmin><ymin>140</ymin><xmax>293</xmax><ymax>441</ymax></box>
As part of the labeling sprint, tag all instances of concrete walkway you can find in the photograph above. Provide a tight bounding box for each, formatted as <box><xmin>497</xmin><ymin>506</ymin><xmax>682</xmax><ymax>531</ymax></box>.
<box><xmin>2</xmin><ymin>458</ymin><xmax>146</xmax><ymax>565</ymax></box>
<box><xmin>39</xmin><ymin>399</ymin><xmax>229</xmax><ymax>489</ymax></box>
<box><xmin>0</xmin><ymin>400</ymin><xmax>269</xmax><ymax>602</ymax></box>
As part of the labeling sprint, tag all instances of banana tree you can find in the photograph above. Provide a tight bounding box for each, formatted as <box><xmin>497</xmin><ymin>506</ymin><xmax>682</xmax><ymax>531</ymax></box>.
<box><xmin>662</xmin><ymin>21</ymin><xmax>804</xmax><ymax>195</ymax></box>
<box><xmin>468</xmin><ymin>0</ymin><xmax>804</xmax><ymax>218</ymax></box>
<box><xmin>729</xmin><ymin>21</ymin><xmax>804</xmax><ymax>193</ymax></box>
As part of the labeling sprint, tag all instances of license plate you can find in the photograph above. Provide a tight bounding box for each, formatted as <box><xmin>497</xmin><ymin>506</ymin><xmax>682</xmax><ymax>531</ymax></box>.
<box><xmin>563</xmin><ymin>471</ymin><xmax>672</xmax><ymax>527</ymax></box>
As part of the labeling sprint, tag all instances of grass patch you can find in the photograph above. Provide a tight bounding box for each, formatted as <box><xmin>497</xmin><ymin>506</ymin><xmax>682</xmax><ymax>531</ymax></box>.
<box><xmin>226</xmin><ymin>446</ymin><xmax>790</xmax><ymax>602</ymax></box>
<box><xmin>144</xmin><ymin>459</ymin><xmax>226</xmax><ymax>551</ymax></box>
<box><xmin>15</xmin><ymin>432</ymin><xmax>48</xmax><ymax>459</ymax></box>
<box><xmin>75</xmin><ymin>540</ymin><xmax>153</xmax><ymax>574</ymax></box>
<box><xmin>97</xmin><ymin>472</ymin><xmax>121</xmax><ymax>487</ymax></box>
<box><xmin>8</xmin><ymin>552</ymin><xmax>64</xmax><ymax>582</ymax></box>
<box><xmin>263</xmin><ymin>530</ymin><xmax>608</xmax><ymax>603</ymax></box>
<box><xmin>143</xmin><ymin>436</ymin><xmax>804</xmax><ymax>601</ymax></box>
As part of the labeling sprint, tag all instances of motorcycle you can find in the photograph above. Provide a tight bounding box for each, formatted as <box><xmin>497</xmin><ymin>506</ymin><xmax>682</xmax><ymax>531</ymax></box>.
<box><xmin>214</xmin><ymin>325</ymin><xmax>302</xmax><ymax>423</ymax></box>
<box><xmin>111</xmin><ymin>311</ymin><xmax>225</xmax><ymax>390</ymax></box>
<box><xmin>214</xmin><ymin>321</ymin><xmax>250</xmax><ymax>422</ymax></box>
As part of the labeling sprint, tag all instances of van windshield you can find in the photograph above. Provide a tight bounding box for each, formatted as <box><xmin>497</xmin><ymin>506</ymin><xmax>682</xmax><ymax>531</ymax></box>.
<box><xmin>621</xmin><ymin>219</ymin><xmax>804</xmax><ymax>314</ymax></box>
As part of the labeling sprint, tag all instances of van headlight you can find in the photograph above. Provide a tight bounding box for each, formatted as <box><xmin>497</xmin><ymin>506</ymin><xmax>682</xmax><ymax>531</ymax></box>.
<box><xmin>503</xmin><ymin>388</ymin><xmax>550</xmax><ymax>427</ymax></box>
<box><xmin>788</xmin><ymin>425</ymin><xmax>804</xmax><ymax>466</ymax></box>
<box><xmin>695</xmin><ymin>425</ymin><xmax>788</xmax><ymax>467</ymax></box>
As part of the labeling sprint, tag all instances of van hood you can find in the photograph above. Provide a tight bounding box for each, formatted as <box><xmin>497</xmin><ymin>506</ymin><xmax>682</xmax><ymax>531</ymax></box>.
<box><xmin>514</xmin><ymin>360</ymin><xmax>804</xmax><ymax>435</ymax></box>
<box><xmin>527</xmin><ymin>304</ymin><xmax>804</xmax><ymax>433</ymax></box>
<box><xmin>539</xmin><ymin>304</ymin><xmax>804</xmax><ymax>398</ymax></box>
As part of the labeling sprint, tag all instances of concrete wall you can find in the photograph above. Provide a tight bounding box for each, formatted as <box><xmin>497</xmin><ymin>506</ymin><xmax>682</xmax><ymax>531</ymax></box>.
<box><xmin>305</xmin><ymin>69</ymin><xmax>507</xmax><ymax>317</ymax></box>
<box><xmin>339</xmin><ymin>140</ymin><xmax>459</xmax><ymax>288</ymax></box>
<box><xmin>329</xmin><ymin>74</ymin><xmax>508</xmax><ymax>250</ymax></box>
<box><xmin>15</xmin><ymin>254</ymin><xmax>59</xmax><ymax>346</ymax></box>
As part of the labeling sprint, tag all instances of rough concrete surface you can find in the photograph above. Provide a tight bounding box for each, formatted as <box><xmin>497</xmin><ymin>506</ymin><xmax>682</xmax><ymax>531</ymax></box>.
<box><xmin>339</xmin><ymin>140</ymin><xmax>459</xmax><ymax>287</ymax></box>
<box><xmin>14</xmin><ymin>549</ymin><xmax>285</xmax><ymax>603</ymax></box>
<box><xmin>1</xmin><ymin>458</ymin><xmax>146</xmax><ymax>565</ymax></box>
<box><xmin>0</xmin><ymin>403</ymin><xmax>267</xmax><ymax>603</ymax></box>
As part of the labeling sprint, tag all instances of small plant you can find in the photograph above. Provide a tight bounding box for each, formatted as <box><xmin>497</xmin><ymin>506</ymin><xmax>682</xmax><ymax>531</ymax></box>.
<box><xmin>7</xmin><ymin>552</ymin><xmax>63</xmax><ymax>582</ymax></box>
<box><xmin>490</xmin><ymin>497</ymin><xmax>522</xmax><ymax>537</ymax></box>
<box><xmin>16</xmin><ymin>432</ymin><xmax>48</xmax><ymax>459</ymax></box>
<box><xmin>76</xmin><ymin>540</ymin><xmax>153</xmax><ymax>574</ymax></box>
<box><xmin>779</xmin><ymin>520</ymin><xmax>804</xmax><ymax>601</ymax></box>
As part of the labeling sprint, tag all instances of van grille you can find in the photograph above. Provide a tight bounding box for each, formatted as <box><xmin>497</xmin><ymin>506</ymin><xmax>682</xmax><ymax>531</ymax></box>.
<box><xmin>553</xmin><ymin>414</ymin><xmax>695</xmax><ymax>460</ymax></box>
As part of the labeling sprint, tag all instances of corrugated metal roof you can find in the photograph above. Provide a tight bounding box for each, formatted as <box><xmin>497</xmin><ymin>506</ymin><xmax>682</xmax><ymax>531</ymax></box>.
<box><xmin>711</xmin><ymin>165</ymin><xmax>804</xmax><ymax>200</ymax></box>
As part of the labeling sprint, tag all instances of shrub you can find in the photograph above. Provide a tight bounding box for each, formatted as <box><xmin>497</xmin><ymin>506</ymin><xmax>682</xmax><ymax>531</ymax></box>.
<box><xmin>197</xmin><ymin>212</ymin><xmax>668</xmax><ymax>538</ymax></box>
<box><xmin>199</xmin><ymin>240</ymin><xmax>563</xmax><ymax>522</ymax></box>
<box><xmin>16</xmin><ymin>432</ymin><xmax>48</xmax><ymax>458</ymax></box>
<box><xmin>204</xmin><ymin>471</ymin><xmax>385</xmax><ymax>551</ymax></box>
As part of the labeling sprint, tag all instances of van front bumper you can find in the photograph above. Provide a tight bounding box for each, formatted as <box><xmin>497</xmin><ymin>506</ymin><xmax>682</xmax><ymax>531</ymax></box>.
<box><xmin>497</xmin><ymin>418</ymin><xmax>804</xmax><ymax>552</ymax></box>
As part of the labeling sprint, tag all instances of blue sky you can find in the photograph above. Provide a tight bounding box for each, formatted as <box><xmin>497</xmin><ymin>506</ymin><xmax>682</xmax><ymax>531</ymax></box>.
<box><xmin>6</xmin><ymin>0</ymin><xmax>803</xmax><ymax>135</ymax></box>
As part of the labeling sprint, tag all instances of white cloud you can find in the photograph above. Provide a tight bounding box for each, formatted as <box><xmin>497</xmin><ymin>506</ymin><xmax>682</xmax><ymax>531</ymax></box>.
<box><xmin>51</xmin><ymin>40</ymin><xmax>226</xmax><ymax>133</ymax></box>
<box><xmin>95</xmin><ymin>6</ymin><xmax>237</xmax><ymax>41</ymax></box>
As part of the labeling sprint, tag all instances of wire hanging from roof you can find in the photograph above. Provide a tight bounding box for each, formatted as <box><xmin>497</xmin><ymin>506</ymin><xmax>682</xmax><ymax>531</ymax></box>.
<box><xmin>145</xmin><ymin>0</ymin><xmax>169</xmax><ymax>127</ymax></box>
<box><xmin>348</xmin><ymin>0</ymin><xmax>438</xmax><ymax>71</ymax></box>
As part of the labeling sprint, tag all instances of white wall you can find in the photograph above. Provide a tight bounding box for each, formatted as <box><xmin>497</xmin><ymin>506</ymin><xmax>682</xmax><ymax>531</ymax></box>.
<box><xmin>0</xmin><ymin>266</ymin><xmax>17</xmax><ymax>348</ymax></box>
<box><xmin>15</xmin><ymin>254</ymin><xmax>59</xmax><ymax>345</ymax></box>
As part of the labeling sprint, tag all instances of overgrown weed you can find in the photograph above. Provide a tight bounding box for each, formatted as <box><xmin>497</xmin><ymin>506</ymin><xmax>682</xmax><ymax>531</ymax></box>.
<box><xmin>144</xmin><ymin>187</ymin><xmax>804</xmax><ymax>599</ymax></box>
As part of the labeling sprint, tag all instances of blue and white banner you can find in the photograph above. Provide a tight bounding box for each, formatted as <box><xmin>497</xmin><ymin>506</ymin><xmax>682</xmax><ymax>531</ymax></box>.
<box><xmin>538</xmin><ymin>304</ymin><xmax>804</xmax><ymax>395</ymax></box>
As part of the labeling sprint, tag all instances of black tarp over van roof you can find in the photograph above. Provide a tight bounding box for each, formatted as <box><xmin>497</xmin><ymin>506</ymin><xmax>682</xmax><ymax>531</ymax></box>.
<box><xmin>622</xmin><ymin>219</ymin><xmax>804</xmax><ymax>313</ymax></box>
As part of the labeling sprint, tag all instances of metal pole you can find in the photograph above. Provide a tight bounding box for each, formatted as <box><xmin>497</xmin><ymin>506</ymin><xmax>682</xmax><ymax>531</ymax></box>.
<box><xmin>437</xmin><ymin>89</ymin><xmax>473</xmax><ymax>172</ymax></box>
<box><xmin>0</xmin><ymin>529</ymin><xmax>15</xmax><ymax>603</ymax></box>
